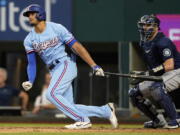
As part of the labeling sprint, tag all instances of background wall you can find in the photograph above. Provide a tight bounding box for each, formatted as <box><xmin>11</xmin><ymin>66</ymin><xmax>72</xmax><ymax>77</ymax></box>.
<box><xmin>73</xmin><ymin>0</ymin><xmax>180</xmax><ymax>42</ymax></box>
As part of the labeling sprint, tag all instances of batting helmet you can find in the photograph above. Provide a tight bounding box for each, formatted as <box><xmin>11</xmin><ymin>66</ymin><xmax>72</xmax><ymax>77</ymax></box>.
<box><xmin>137</xmin><ymin>14</ymin><xmax>160</xmax><ymax>41</ymax></box>
<box><xmin>23</xmin><ymin>4</ymin><xmax>46</xmax><ymax>21</ymax></box>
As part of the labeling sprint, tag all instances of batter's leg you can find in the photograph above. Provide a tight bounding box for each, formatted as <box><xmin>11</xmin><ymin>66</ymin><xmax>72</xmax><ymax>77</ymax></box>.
<box><xmin>46</xmin><ymin>59</ymin><xmax>90</xmax><ymax>122</ymax></box>
<box><xmin>63</xmin><ymin>84</ymin><xmax>111</xmax><ymax>119</ymax></box>
<box><xmin>62</xmin><ymin>84</ymin><xmax>117</xmax><ymax>128</ymax></box>
<box><xmin>46</xmin><ymin>80</ymin><xmax>90</xmax><ymax>122</ymax></box>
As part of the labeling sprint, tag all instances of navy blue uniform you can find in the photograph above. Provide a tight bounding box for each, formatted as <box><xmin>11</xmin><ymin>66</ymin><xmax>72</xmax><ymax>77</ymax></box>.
<box><xmin>129</xmin><ymin>33</ymin><xmax>179</xmax><ymax>127</ymax></box>
<box><xmin>129</xmin><ymin>15</ymin><xmax>180</xmax><ymax>128</ymax></box>
<box><xmin>0</xmin><ymin>85</ymin><xmax>20</xmax><ymax>106</ymax></box>
<box><xmin>140</xmin><ymin>32</ymin><xmax>180</xmax><ymax>75</ymax></box>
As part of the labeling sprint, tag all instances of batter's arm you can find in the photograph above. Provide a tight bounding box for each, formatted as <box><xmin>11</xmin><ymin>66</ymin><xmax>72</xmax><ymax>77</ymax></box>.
<box><xmin>27</xmin><ymin>52</ymin><xmax>37</xmax><ymax>83</ymax></box>
<box><xmin>22</xmin><ymin>52</ymin><xmax>37</xmax><ymax>91</ymax></box>
<box><xmin>71</xmin><ymin>42</ymin><xmax>97</xmax><ymax>67</ymax></box>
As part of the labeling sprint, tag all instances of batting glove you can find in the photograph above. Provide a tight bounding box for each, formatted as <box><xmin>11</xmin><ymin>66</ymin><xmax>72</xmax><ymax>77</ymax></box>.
<box><xmin>92</xmin><ymin>65</ymin><xmax>105</xmax><ymax>76</ymax></box>
<box><xmin>22</xmin><ymin>81</ymin><xmax>33</xmax><ymax>91</ymax></box>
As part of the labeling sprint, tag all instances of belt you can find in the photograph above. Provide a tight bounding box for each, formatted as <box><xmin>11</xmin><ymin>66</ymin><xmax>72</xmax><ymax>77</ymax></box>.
<box><xmin>48</xmin><ymin>59</ymin><xmax>61</xmax><ymax>70</ymax></box>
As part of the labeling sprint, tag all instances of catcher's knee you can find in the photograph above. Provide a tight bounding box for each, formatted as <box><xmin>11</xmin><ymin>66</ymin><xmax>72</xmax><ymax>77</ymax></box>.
<box><xmin>129</xmin><ymin>87</ymin><xmax>143</xmax><ymax>106</ymax></box>
<box><xmin>150</xmin><ymin>82</ymin><xmax>166</xmax><ymax>101</ymax></box>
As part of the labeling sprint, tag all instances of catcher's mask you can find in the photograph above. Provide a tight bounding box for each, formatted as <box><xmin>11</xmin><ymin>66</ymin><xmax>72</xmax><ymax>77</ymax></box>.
<box><xmin>137</xmin><ymin>14</ymin><xmax>160</xmax><ymax>42</ymax></box>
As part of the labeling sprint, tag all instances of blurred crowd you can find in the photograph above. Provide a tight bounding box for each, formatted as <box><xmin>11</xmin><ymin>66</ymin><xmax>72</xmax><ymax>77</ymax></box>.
<box><xmin>0</xmin><ymin>67</ymin><xmax>60</xmax><ymax>117</ymax></box>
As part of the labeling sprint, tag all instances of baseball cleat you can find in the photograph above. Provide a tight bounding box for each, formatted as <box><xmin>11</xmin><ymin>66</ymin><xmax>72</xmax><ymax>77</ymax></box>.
<box><xmin>144</xmin><ymin>120</ymin><xmax>167</xmax><ymax>128</ymax></box>
<box><xmin>144</xmin><ymin>114</ymin><xmax>167</xmax><ymax>128</ymax></box>
<box><xmin>176</xmin><ymin>116</ymin><xmax>180</xmax><ymax>127</ymax></box>
<box><xmin>64</xmin><ymin>122</ymin><xmax>92</xmax><ymax>129</ymax></box>
<box><xmin>108</xmin><ymin>103</ymin><xmax>118</xmax><ymax>128</ymax></box>
<box><xmin>164</xmin><ymin>120</ymin><xmax>179</xmax><ymax>129</ymax></box>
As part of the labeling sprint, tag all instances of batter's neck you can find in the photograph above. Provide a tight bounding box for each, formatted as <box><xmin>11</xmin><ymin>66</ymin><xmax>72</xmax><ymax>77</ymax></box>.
<box><xmin>34</xmin><ymin>21</ymin><xmax>46</xmax><ymax>33</ymax></box>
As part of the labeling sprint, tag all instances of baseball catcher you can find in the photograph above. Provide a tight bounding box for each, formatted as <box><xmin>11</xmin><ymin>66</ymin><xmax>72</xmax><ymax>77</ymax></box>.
<box><xmin>129</xmin><ymin>14</ymin><xmax>180</xmax><ymax>129</ymax></box>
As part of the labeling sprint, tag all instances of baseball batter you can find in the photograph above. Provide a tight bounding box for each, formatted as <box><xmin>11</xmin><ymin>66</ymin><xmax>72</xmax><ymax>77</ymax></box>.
<box><xmin>129</xmin><ymin>15</ymin><xmax>180</xmax><ymax>129</ymax></box>
<box><xmin>21</xmin><ymin>4</ymin><xmax>118</xmax><ymax>129</ymax></box>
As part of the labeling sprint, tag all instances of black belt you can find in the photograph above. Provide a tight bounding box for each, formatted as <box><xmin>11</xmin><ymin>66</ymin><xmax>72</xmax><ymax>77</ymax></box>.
<box><xmin>49</xmin><ymin>59</ymin><xmax>60</xmax><ymax>70</ymax></box>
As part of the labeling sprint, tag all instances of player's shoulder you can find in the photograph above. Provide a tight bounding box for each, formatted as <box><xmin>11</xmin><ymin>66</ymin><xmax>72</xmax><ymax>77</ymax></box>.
<box><xmin>47</xmin><ymin>21</ymin><xmax>64</xmax><ymax>28</ymax></box>
<box><xmin>24</xmin><ymin>32</ymin><xmax>32</xmax><ymax>42</ymax></box>
<box><xmin>24</xmin><ymin>30</ymin><xmax>34</xmax><ymax>45</ymax></box>
<box><xmin>24</xmin><ymin>32</ymin><xmax>31</xmax><ymax>40</ymax></box>
<box><xmin>24</xmin><ymin>28</ymin><xmax>35</xmax><ymax>39</ymax></box>
<box><xmin>156</xmin><ymin>32</ymin><xmax>172</xmax><ymax>47</ymax></box>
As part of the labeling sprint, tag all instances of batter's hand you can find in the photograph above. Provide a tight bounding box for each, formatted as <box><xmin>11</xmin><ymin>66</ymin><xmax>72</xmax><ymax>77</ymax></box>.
<box><xmin>92</xmin><ymin>65</ymin><xmax>105</xmax><ymax>76</ymax></box>
<box><xmin>22</xmin><ymin>81</ymin><xmax>33</xmax><ymax>91</ymax></box>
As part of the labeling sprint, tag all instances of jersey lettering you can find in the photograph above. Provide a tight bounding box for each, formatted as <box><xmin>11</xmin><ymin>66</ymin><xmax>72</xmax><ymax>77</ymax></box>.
<box><xmin>32</xmin><ymin>37</ymin><xmax>59</xmax><ymax>53</ymax></box>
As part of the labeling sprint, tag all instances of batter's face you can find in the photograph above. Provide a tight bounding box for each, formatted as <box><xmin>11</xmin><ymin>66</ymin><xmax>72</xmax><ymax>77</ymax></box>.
<box><xmin>27</xmin><ymin>12</ymin><xmax>39</xmax><ymax>26</ymax></box>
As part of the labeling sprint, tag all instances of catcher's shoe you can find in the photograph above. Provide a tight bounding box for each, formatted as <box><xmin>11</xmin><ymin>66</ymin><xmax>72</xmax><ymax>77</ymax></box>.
<box><xmin>176</xmin><ymin>116</ymin><xmax>180</xmax><ymax>127</ymax></box>
<box><xmin>108</xmin><ymin>103</ymin><xmax>118</xmax><ymax>128</ymax></box>
<box><xmin>164</xmin><ymin>120</ymin><xmax>179</xmax><ymax>129</ymax></box>
<box><xmin>144</xmin><ymin>114</ymin><xmax>167</xmax><ymax>128</ymax></box>
<box><xmin>64</xmin><ymin>122</ymin><xmax>92</xmax><ymax>129</ymax></box>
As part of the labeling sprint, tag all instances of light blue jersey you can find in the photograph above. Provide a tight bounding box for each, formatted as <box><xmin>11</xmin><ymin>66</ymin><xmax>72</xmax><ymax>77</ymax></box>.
<box><xmin>23</xmin><ymin>22</ymin><xmax>111</xmax><ymax>123</ymax></box>
<box><xmin>24</xmin><ymin>22</ymin><xmax>76</xmax><ymax>65</ymax></box>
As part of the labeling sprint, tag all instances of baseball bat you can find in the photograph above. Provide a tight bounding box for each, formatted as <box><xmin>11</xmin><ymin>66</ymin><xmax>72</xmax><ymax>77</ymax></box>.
<box><xmin>104</xmin><ymin>72</ymin><xmax>163</xmax><ymax>82</ymax></box>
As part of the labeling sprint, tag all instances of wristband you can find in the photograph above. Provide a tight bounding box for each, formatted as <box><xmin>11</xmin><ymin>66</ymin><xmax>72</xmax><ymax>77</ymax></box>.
<box><xmin>152</xmin><ymin>65</ymin><xmax>164</xmax><ymax>73</ymax></box>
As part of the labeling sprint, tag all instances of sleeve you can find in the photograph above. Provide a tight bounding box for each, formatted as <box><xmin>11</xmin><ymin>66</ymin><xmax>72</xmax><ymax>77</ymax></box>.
<box><xmin>57</xmin><ymin>24</ymin><xmax>77</xmax><ymax>48</ymax></box>
<box><xmin>27</xmin><ymin>52</ymin><xmax>37</xmax><ymax>83</ymax></box>
<box><xmin>23</xmin><ymin>34</ymin><xmax>35</xmax><ymax>54</ymax></box>
<box><xmin>158</xmin><ymin>38</ymin><xmax>174</xmax><ymax>61</ymax></box>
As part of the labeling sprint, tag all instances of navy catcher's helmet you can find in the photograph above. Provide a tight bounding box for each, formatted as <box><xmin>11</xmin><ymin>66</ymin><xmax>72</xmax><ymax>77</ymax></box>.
<box><xmin>23</xmin><ymin>4</ymin><xmax>46</xmax><ymax>21</ymax></box>
<box><xmin>138</xmin><ymin>14</ymin><xmax>160</xmax><ymax>29</ymax></box>
<box><xmin>137</xmin><ymin>14</ymin><xmax>160</xmax><ymax>41</ymax></box>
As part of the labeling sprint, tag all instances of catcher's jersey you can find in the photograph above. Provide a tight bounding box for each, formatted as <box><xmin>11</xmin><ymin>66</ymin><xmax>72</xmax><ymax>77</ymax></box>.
<box><xmin>140</xmin><ymin>32</ymin><xmax>180</xmax><ymax>72</ymax></box>
<box><xmin>23</xmin><ymin>22</ymin><xmax>76</xmax><ymax>65</ymax></box>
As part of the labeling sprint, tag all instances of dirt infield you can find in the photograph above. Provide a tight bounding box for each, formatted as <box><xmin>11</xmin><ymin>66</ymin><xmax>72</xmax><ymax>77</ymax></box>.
<box><xmin>0</xmin><ymin>127</ymin><xmax>179</xmax><ymax>133</ymax></box>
